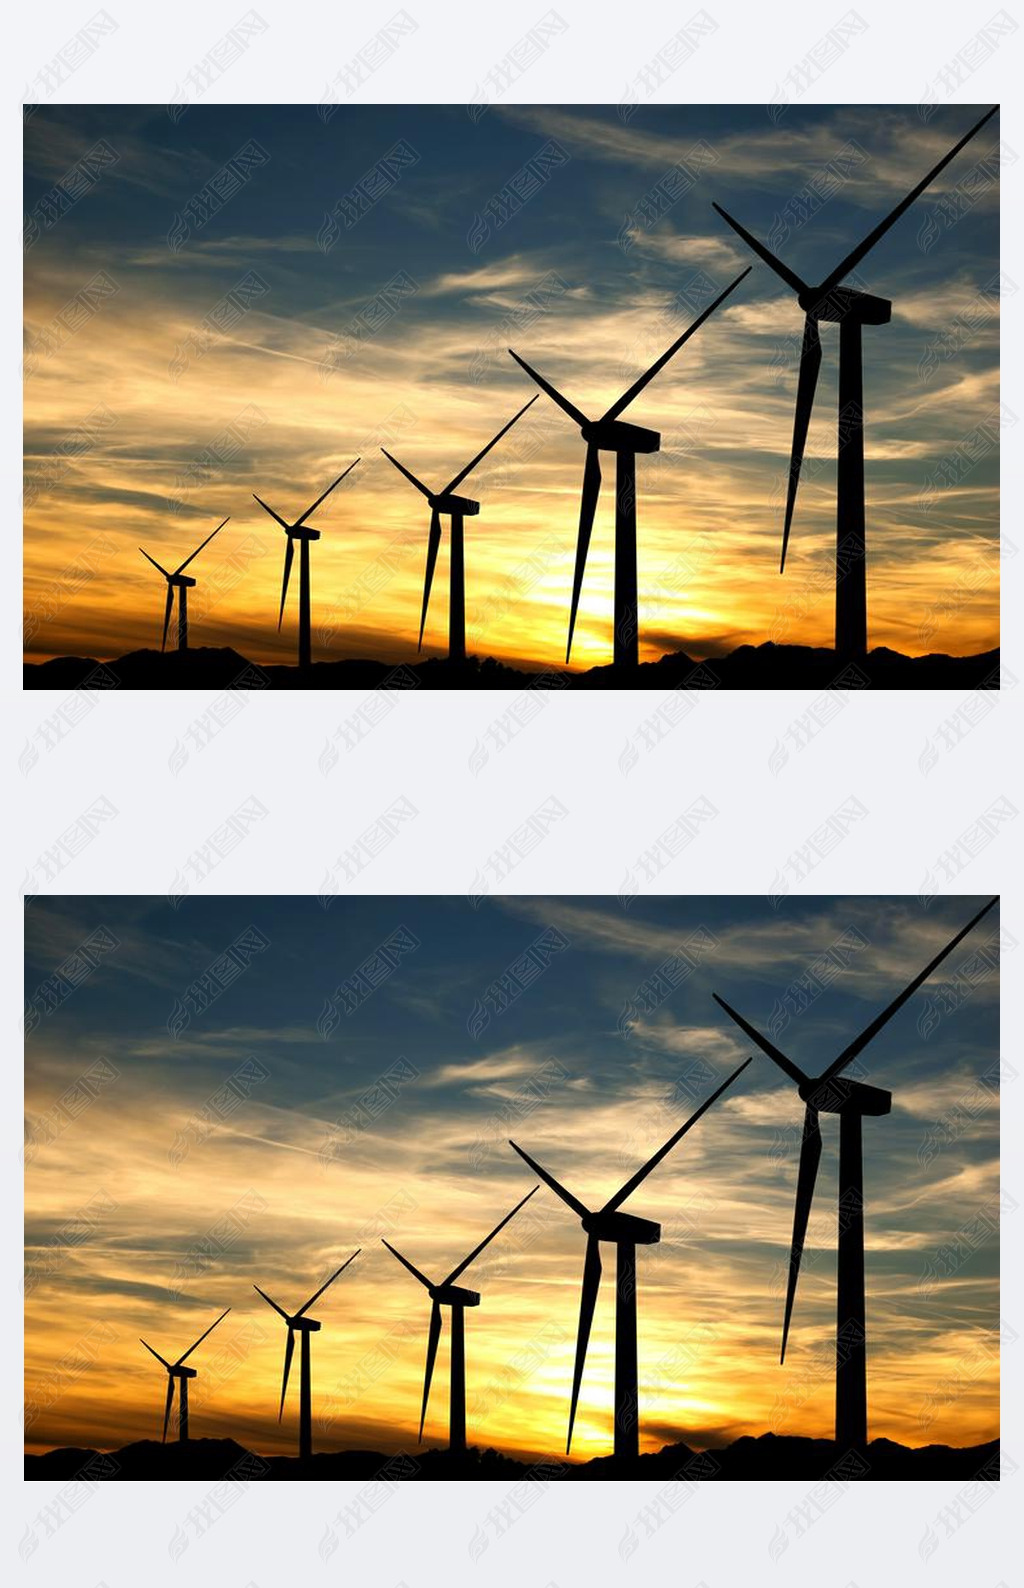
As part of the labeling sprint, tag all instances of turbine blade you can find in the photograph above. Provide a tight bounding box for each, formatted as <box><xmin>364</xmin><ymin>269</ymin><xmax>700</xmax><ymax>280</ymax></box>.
<box><xmin>817</xmin><ymin>896</ymin><xmax>999</xmax><ymax>1085</ymax></box>
<box><xmin>781</xmin><ymin>315</ymin><xmax>821</xmax><ymax>573</ymax></box>
<box><xmin>295</xmin><ymin>1250</ymin><xmax>360</xmax><ymax>1317</ymax></box>
<box><xmin>602</xmin><ymin>267</ymin><xmax>751</xmax><ymax>421</ymax></box>
<box><xmin>278</xmin><ymin>536</ymin><xmax>294</xmax><ymax>631</ymax></box>
<box><xmin>711</xmin><ymin>203</ymin><xmax>808</xmax><ymax>294</ymax></box>
<box><xmin>253</xmin><ymin>1284</ymin><xmax>290</xmax><ymax>1321</ymax></box>
<box><xmin>443</xmin><ymin>395</ymin><xmax>539</xmax><ymax>494</ymax></box>
<box><xmin>139</xmin><ymin>1337</ymin><xmax>172</xmax><ymax>1370</ymax></box>
<box><xmin>161</xmin><ymin>584</ymin><xmax>174</xmax><ymax>652</ymax></box>
<box><xmin>566</xmin><ymin>442</ymin><xmax>601</xmax><ymax>664</ymax></box>
<box><xmin>175</xmin><ymin>1306</ymin><xmax>231</xmax><ymax>1366</ymax></box>
<box><xmin>817</xmin><ymin>106</ymin><xmax>999</xmax><ymax>292</ymax></box>
<box><xmin>381</xmin><ymin>448</ymin><xmax>432</xmax><ymax>498</ymax></box>
<box><xmin>712</xmin><ymin>994</ymin><xmax>810</xmax><ymax>1087</ymax></box>
<box><xmin>418</xmin><ymin>507</ymin><xmax>442</xmax><ymax>651</ymax></box>
<box><xmin>567</xmin><ymin>1232</ymin><xmax>602</xmax><ymax>1453</ymax></box>
<box><xmin>381</xmin><ymin>1239</ymin><xmax>434</xmax><ymax>1291</ymax></box>
<box><xmin>508</xmin><ymin>1140</ymin><xmax>590</xmax><ymax>1219</ymax></box>
<box><xmin>252</xmin><ymin>492</ymin><xmax>290</xmax><ymax>530</ymax></box>
<box><xmin>279</xmin><ymin>1328</ymin><xmax>295</xmax><ymax>1421</ymax></box>
<box><xmin>781</xmin><ymin>1104</ymin><xmax>822</xmax><ymax>1364</ymax></box>
<box><xmin>419</xmin><ymin>1299</ymin><xmax>442</xmax><ymax>1442</ymax></box>
<box><xmin>601</xmin><ymin>1057</ymin><xmax>753</xmax><ymax>1214</ymax></box>
<box><xmin>162</xmin><ymin>1375</ymin><xmax>175</xmax><ymax>1443</ymax></box>
<box><xmin>174</xmin><ymin>516</ymin><xmax>229</xmax><ymax>576</ymax></box>
<box><xmin>444</xmin><ymin>1186</ymin><xmax>539</xmax><ymax>1286</ymax></box>
<box><xmin>139</xmin><ymin>547</ymin><xmax>171</xmax><ymax>578</ymax></box>
<box><xmin>508</xmin><ymin>348</ymin><xmax>589</xmax><ymax>426</ymax></box>
<box><xmin>295</xmin><ymin>459</ymin><xmax>360</xmax><ymax>527</ymax></box>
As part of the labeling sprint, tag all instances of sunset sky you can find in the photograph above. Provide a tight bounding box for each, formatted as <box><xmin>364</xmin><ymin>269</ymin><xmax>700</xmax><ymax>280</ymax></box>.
<box><xmin>23</xmin><ymin>104</ymin><xmax>999</xmax><ymax>668</ymax></box>
<box><xmin>25</xmin><ymin>895</ymin><xmax>999</xmax><ymax>1460</ymax></box>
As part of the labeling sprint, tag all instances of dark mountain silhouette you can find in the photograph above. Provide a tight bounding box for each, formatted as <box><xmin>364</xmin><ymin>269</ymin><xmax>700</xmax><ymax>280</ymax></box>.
<box><xmin>25</xmin><ymin>1432</ymin><xmax>999</xmax><ymax>1482</ymax></box>
<box><xmin>24</xmin><ymin>643</ymin><xmax>999</xmax><ymax>691</ymax></box>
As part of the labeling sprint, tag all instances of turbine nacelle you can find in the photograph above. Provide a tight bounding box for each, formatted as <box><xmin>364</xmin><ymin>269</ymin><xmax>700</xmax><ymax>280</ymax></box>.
<box><xmin>169</xmin><ymin>1364</ymin><xmax>198</xmax><ymax>1379</ymax></box>
<box><xmin>285</xmin><ymin>526</ymin><xmax>321</xmax><ymax>543</ymax></box>
<box><xmin>581</xmin><ymin>418</ymin><xmax>660</xmax><ymax>454</ymax></box>
<box><xmin>798</xmin><ymin>1076</ymin><xmax>892</xmax><ymax>1116</ymax></box>
<box><xmin>430</xmin><ymin>1283</ymin><xmax>481</xmax><ymax>1307</ymax></box>
<box><xmin>284</xmin><ymin>1315</ymin><xmax>322</xmax><ymax>1332</ymax></box>
<box><xmin>167</xmin><ymin>574</ymin><xmax>197</xmax><ymax>589</ymax></box>
<box><xmin>583</xmin><ymin>1210</ymin><xmax>661</xmax><ymax>1245</ymax></box>
<box><xmin>428</xmin><ymin>493</ymin><xmax>480</xmax><ymax>516</ymax></box>
<box><xmin>798</xmin><ymin>285</ymin><xmax>892</xmax><ymax>325</ymax></box>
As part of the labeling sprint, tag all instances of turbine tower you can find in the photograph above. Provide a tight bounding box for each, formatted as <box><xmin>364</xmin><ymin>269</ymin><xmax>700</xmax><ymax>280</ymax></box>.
<box><xmin>381</xmin><ymin>396</ymin><xmax>537</xmax><ymax>663</ymax></box>
<box><xmin>139</xmin><ymin>517</ymin><xmax>229</xmax><ymax>652</ymax></box>
<box><xmin>712</xmin><ymin>895</ymin><xmax>998</xmax><ymax>1448</ymax></box>
<box><xmin>509</xmin><ymin>268</ymin><xmax>750</xmax><ymax>668</ymax></box>
<box><xmin>509</xmin><ymin>1057</ymin><xmax>752</xmax><ymax>1460</ymax></box>
<box><xmin>381</xmin><ymin>1186</ymin><xmax>538</xmax><ymax>1453</ymax></box>
<box><xmin>712</xmin><ymin>105</ymin><xmax>997</xmax><ymax>657</ymax></box>
<box><xmin>253</xmin><ymin>459</ymin><xmax>359</xmax><ymax>668</ymax></box>
<box><xmin>254</xmin><ymin>1250</ymin><xmax>359</xmax><ymax>1459</ymax></box>
<box><xmin>139</xmin><ymin>1306</ymin><xmax>230</xmax><ymax>1441</ymax></box>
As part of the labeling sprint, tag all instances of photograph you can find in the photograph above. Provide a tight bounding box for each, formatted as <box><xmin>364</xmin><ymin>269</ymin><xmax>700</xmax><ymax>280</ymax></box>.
<box><xmin>25</xmin><ymin>894</ymin><xmax>1000</xmax><ymax>1481</ymax></box>
<box><xmin>24</xmin><ymin>102</ymin><xmax>1000</xmax><ymax>690</ymax></box>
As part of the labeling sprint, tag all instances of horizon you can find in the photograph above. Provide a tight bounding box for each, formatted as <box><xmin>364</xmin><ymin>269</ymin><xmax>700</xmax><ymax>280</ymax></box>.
<box><xmin>24</xmin><ymin>103</ymin><xmax>1000</xmax><ymax>670</ymax></box>
<box><xmin>24</xmin><ymin>894</ymin><xmax>1000</xmax><ymax>1461</ymax></box>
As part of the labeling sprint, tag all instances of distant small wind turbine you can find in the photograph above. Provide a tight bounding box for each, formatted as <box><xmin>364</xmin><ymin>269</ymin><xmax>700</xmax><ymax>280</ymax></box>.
<box><xmin>712</xmin><ymin>106</ymin><xmax>997</xmax><ymax>657</ymax></box>
<box><xmin>509</xmin><ymin>269</ymin><xmax>750</xmax><ymax>667</ymax></box>
<box><xmin>382</xmin><ymin>1185</ymin><xmax>538</xmax><ymax>1453</ymax></box>
<box><xmin>381</xmin><ymin>396</ymin><xmax>537</xmax><ymax>662</ymax></box>
<box><xmin>712</xmin><ymin>895</ymin><xmax>998</xmax><ymax>1448</ymax></box>
<box><xmin>509</xmin><ymin>1057</ymin><xmax>752</xmax><ymax>1460</ymax></box>
<box><xmin>139</xmin><ymin>1306</ymin><xmax>230</xmax><ymax>1441</ymax></box>
<box><xmin>253</xmin><ymin>460</ymin><xmax>360</xmax><ymax>667</ymax></box>
<box><xmin>254</xmin><ymin>1251</ymin><xmax>359</xmax><ymax>1459</ymax></box>
<box><xmin>138</xmin><ymin>517</ymin><xmax>229</xmax><ymax>652</ymax></box>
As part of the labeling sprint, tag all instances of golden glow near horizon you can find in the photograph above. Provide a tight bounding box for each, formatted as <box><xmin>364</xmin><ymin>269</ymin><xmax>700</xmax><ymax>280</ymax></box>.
<box><xmin>23</xmin><ymin>105</ymin><xmax>999</xmax><ymax>667</ymax></box>
<box><xmin>24</xmin><ymin>897</ymin><xmax>999</xmax><ymax>1458</ymax></box>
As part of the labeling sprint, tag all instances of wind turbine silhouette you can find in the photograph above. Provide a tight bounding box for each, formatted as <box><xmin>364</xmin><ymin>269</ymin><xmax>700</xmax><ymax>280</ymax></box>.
<box><xmin>509</xmin><ymin>1057</ymin><xmax>752</xmax><ymax>1460</ymax></box>
<box><xmin>712</xmin><ymin>105</ymin><xmax>998</xmax><ymax>658</ymax></box>
<box><xmin>712</xmin><ymin>895</ymin><xmax>998</xmax><ymax>1449</ymax></box>
<box><xmin>509</xmin><ymin>268</ymin><xmax>750</xmax><ymax>668</ymax></box>
<box><xmin>254</xmin><ymin>1251</ymin><xmax>359</xmax><ymax>1458</ymax></box>
<box><xmin>253</xmin><ymin>460</ymin><xmax>360</xmax><ymax>668</ymax></box>
<box><xmin>382</xmin><ymin>1185</ymin><xmax>538</xmax><ymax>1453</ymax></box>
<box><xmin>139</xmin><ymin>1306</ymin><xmax>230</xmax><ymax>1442</ymax></box>
<box><xmin>381</xmin><ymin>396</ymin><xmax>537</xmax><ymax>662</ymax></box>
<box><xmin>138</xmin><ymin>518</ymin><xmax>229</xmax><ymax>653</ymax></box>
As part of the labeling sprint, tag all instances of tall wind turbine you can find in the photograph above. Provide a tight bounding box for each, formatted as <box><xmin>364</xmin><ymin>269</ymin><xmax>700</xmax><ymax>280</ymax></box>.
<box><xmin>712</xmin><ymin>106</ymin><xmax>998</xmax><ymax>657</ymax></box>
<box><xmin>509</xmin><ymin>1058</ymin><xmax>752</xmax><ymax>1461</ymax></box>
<box><xmin>712</xmin><ymin>895</ymin><xmax>998</xmax><ymax>1448</ymax></box>
<box><xmin>381</xmin><ymin>396</ymin><xmax>537</xmax><ymax>663</ymax></box>
<box><xmin>139</xmin><ymin>517</ymin><xmax>229</xmax><ymax>652</ymax></box>
<box><xmin>253</xmin><ymin>460</ymin><xmax>359</xmax><ymax>668</ymax></box>
<box><xmin>139</xmin><ymin>1306</ymin><xmax>230</xmax><ymax>1442</ymax></box>
<box><xmin>509</xmin><ymin>269</ymin><xmax>750</xmax><ymax>668</ymax></box>
<box><xmin>254</xmin><ymin>1251</ymin><xmax>359</xmax><ymax>1459</ymax></box>
<box><xmin>382</xmin><ymin>1186</ymin><xmax>538</xmax><ymax>1453</ymax></box>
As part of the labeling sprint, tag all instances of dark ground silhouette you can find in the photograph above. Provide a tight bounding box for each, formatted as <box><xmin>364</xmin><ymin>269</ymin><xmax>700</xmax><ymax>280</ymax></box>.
<box><xmin>25</xmin><ymin>1432</ymin><xmax>999</xmax><ymax>1481</ymax></box>
<box><xmin>24</xmin><ymin>643</ymin><xmax>999</xmax><ymax>691</ymax></box>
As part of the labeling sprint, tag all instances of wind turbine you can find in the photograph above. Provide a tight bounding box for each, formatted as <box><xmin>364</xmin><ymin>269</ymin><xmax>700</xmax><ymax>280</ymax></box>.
<box><xmin>139</xmin><ymin>1306</ymin><xmax>230</xmax><ymax>1442</ymax></box>
<box><xmin>381</xmin><ymin>396</ymin><xmax>537</xmax><ymax>663</ymax></box>
<box><xmin>254</xmin><ymin>1251</ymin><xmax>359</xmax><ymax>1459</ymax></box>
<box><xmin>253</xmin><ymin>460</ymin><xmax>360</xmax><ymax>668</ymax></box>
<box><xmin>712</xmin><ymin>105</ymin><xmax>998</xmax><ymax>657</ymax></box>
<box><xmin>509</xmin><ymin>268</ymin><xmax>750</xmax><ymax>668</ymax></box>
<box><xmin>509</xmin><ymin>1057</ymin><xmax>752</xmax><ymax>1461</ymax></box>
<box><xmin>382</xmin><ymin>1185</ymin><xmax>538</xmax><ymax>1453</ymax></box>
<box><xmin>139</xmin><ymin>517</ymin><xmax>229</xmax><ymax>653</ymax></box>
<box><xmin>712</xmin><ymin>895</ymin><xmax>998</xmax><ymax>1449</ymax></box>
